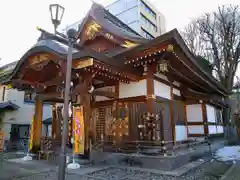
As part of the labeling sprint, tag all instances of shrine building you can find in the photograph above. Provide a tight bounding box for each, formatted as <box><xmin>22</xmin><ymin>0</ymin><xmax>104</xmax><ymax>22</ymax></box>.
<box><xmin>0</xmin><ymin>3</ymin><xmax>227</xmax><ymax>155</ymax></box>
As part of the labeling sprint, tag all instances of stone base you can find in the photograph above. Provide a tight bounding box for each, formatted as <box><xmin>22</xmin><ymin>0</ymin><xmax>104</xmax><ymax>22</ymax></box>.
<box><xmin>90</xmin><ymin>140</ymin><xmax>224</xmax><ymax>171</ymax></box>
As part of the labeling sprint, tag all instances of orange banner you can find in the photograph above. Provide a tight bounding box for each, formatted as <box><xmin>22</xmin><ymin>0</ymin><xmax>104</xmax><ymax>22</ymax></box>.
<box><xmin>73</xmin><ymin>106</ymin><xmax>85</xmax><ymax>154</ymax></box>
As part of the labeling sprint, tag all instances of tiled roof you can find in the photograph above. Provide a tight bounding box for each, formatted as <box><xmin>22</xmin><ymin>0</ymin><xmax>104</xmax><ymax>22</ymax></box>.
<box><xmin>0</xmin><ymin>101</ymin><xmax>19</xmax><ymax>110</ymax></box>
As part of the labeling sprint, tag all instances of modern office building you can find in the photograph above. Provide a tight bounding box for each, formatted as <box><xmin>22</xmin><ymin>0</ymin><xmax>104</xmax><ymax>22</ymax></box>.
<box><xmin>65</xmin><ymin>0</ymin><xmax>166</xmax><ymax>39</ymax></box>
<box><xmin>106</xmin><ymin>0</ymin><xmax>166</xmax><ymax>39</ymax></box>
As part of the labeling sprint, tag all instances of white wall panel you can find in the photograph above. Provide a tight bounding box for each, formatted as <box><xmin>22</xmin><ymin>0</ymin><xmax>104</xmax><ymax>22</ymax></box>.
<box><xmin>208</xmin><ymin>125</ymin><xmax>217</xmax><ymax>134</ymax></box>
<box><xmin>217</xmin><ymin>125</ymin><xmax>224</xmax><ymax>133</ymax></box>
<box><xmin>186</xmin><ymin>104</ymin><xmax>203</xmax><ymax>122</ymax></box>
<box><xmin>119</xmin><ymin>80</ymin><xmax>146</xmax><ymax>98</ymax></box>
<box><xmin>154</xmin><ymin>80</ymin><xmax>170</xmax><ymax>99</ymax></box>
<box><xmin>206</xmin><ymin>105</ymin><xmax>216</xmax><ymax>123</ymax></box>
<box><xmin>188</xmin><ymin>125</ymin><xmax>204</xmax><ymax>134</ymax></box>
<box><xmin>175</xmin><ymin>125</ymin><xmax>188</xmax><ymax>141</ymax></box>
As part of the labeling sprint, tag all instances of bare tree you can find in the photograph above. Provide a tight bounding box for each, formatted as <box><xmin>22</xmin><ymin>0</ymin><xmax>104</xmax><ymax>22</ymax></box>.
<box><xmin>182</xmin><ymin>5</ymin><xmax>240</xmax><ymax>129</ymax></box>
<box><xmin>182</xmin><ymin>5</ymin><xmax>240</xmax><ymax>91</ymax></box>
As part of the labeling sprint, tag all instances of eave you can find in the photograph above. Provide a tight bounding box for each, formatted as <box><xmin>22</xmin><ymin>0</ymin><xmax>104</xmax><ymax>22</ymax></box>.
<box><xmin>114</xmin><ymin>29</ymin><xmax>227</xmax><ymax>96</ymax></box>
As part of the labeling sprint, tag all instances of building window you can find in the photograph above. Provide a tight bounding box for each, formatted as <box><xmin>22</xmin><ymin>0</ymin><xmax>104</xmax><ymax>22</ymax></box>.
<box><xmin>141</xmin><ymin>28</ymin><xmax>154</xmax><ymax>39</ymax></box>
<box><xmin>117</xmin><ymin>7</ymin><xmax>138</xmax><ymax>24</ymax></box>
<box><xmin>140</xmin><ymin>0</ymin><xmax>156</xmax><ymax>19</ymax></box>
<box><xmin>24</xmin><ymin>92</ymin><xmax>36</xmax><ymax>103</ymax></box>
<box><xmin>126</xmin><ymin>0</ymin><xmax>138</xmax><ymax>9</ymax></box>
<box><xmin>140</xmin><ymin>14</ymin><xmax>157</xmax><ymax>32</ymax></box>
<box><xmin>128</xmin><ymin>21</ymin><xmax>139</xmax><ymax>33</ymax></box>
<box><xmin>107</xmin><ymin>0</ymin><xmax>126</xmax><ymax>15</ymax></box>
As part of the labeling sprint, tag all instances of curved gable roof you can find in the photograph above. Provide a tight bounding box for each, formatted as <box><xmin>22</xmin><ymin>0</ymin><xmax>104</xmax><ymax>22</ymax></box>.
<box><xmin>77</xmin><ymin>3</ymin><xmax>147</xmax><ymax>44</ymax></box>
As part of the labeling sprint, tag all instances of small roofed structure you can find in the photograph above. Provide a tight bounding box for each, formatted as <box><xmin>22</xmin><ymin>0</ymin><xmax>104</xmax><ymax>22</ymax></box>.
<box><xmin>0</xmin><ymin>3</ymin><xmax>227</xmax><ymax>157</ymax></box>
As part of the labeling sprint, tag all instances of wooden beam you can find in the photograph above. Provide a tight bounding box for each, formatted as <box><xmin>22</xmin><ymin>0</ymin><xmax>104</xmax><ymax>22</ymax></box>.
<box><xmin>93</xmin><ymin>90</ymin><xmax>117</xmax><ymax>99</ymax></box>
<box><xmin>42</xmin><ymin>75</ymin><xmax>64</xmax><ymax>86</ymax></box>
<box><xmin>202</xmin><ymin>103</ymin><xmax>209</xmax><ymax>135</ymax></box>
<box><xmin>40</xmin><ymin>92</ymin><xmax>62</xmax><ymax>99</ymax></box>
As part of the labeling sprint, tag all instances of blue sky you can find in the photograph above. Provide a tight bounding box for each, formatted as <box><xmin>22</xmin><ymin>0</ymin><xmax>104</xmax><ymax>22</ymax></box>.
<box><xmin>0</xmin><ymin>0</ymin><xmax>238</xmax><ymax>66</ymax></box>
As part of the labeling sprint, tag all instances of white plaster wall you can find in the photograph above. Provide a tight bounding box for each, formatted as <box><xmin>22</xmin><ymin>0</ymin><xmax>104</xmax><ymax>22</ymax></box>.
<box><xmin>208</xmin><ymin>125</ymin><xmax>217</xmax><ymax>134</ymax></box>
<box><xmin>217</xmin><ymin>125</ymin><xmax>224</xmax><ymax>133</ymax></box>
<box><xmin>119</xmin><ymin>80</ymin><xmax>146</xmax><ymax>98</ymax></box>
<box><xmin>2</xmin><ymin>88</ymin><xmax>52</xmax><ymax>139</ymax></box>
<box><xmin>206</xmin><ymin>105</ymin><xmax>216</xmax><ymax>123</ymax></box>
<box><xmin>173</xmin><ymin>88</ymin><xmax>181</xmax><ymax>96</ymax></box>
<box><xmin>175</xmin><ymin>125</ymin><xmax>188</xmax><ymax>141</ymax></box>
<box><xmin>188</xmin><ymin>125</ymin><xmax>205</xmax><ymax>134</ymax></box>
<box><xmin>186</xmin><ymin>104</ymin><xmax>203</xmax><ymax>122</ymax></box>
<box><xmin>154</xmin><ymin>80</ymin><xmax>170</xmax><ymax>99</ymax></box>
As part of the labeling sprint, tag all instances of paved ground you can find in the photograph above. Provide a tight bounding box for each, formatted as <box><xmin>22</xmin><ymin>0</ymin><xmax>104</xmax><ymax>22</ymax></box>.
<box><xmin>0</xmin><ymin>157</ymin><xmax>233</xmax><ymax>180</ymax></box>
<box><xmin>0</xmin><ymin>141</ymin><xmax>235</xmax><ymax>180</ymax></box>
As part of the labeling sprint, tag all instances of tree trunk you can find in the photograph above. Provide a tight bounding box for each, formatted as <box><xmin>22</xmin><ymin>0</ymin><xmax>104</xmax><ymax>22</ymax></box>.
<box><xmin>222</xmin><ymin>96</ymin><xmax>238</xmax><ymax>142</ymax></box>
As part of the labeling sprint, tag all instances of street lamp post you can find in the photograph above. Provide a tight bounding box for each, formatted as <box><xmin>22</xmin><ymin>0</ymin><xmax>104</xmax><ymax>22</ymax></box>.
<box><xmin>49</xmin><ymin>4</ymin><xmax>77</xmax><ymax>180</ymax></box>
<box><xmin>49</xmin><ymin>4</ymin><xmax>65</xmax><ymax>34</ymax></box>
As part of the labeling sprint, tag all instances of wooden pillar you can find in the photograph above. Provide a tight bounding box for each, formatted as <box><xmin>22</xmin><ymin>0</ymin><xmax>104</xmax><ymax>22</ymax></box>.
<box><xmin>145</xmin><ymin>65</ymin><xmax>155</xmax><ymax>113</ymax></box>
<box><xmin>202</xmin><ymin>103</ymin><xmax>209</xmax><ymax>136</ymax></box>
<box><xmin>32</xmin><ymin>95</ymin><xmax>43</xmax><ymax>151</ymax></box>
<box><xmin>78</xmin><ymin>74</ymin><xmax>92</xmax><ymax>158</ymax></box>
<box><xmin>169</xmin><ymin>84</ymin><xmax>175</xmax><ymax>144</ymax></box>
<box><xmin>184</xmin><ymin>104</ymin><xmax>189</xmax><ymax>137</ymax></box>
<box><xmin>51</xmin><ymin>103</ymin><xmax>57</xmax><ymax>139</ymax></box>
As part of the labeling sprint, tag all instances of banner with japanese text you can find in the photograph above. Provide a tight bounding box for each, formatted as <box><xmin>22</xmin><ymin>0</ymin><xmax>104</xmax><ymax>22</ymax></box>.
<box><xmin>73</xmin><ymin>106</ymin><xmax>85</xmax><ymax>154</ymax></box>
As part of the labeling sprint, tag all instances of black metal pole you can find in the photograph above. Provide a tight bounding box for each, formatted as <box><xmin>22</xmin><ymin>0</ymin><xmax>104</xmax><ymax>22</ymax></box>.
<box><xmin>58</xmin><ymin>38</ymin><xmax>73</xmax><ymax>180</ymax></box>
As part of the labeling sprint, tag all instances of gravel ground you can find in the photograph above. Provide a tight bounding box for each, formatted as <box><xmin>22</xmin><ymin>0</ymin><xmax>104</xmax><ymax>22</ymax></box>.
<box><xmin>5</xmin><ymin>159</ymin><xmax>231</xmax><ymax>180</ymax></box>
<box><xmin>84</xmin><ymin>160</ymin><xmax>232</xmax><ymax>180</ymax></box>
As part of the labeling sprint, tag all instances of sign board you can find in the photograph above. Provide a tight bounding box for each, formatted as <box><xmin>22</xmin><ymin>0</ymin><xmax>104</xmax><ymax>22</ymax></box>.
<box><xmin>73</xmin><ymin>58</ymin><xmax>93</xmax><ymax>69</ymax></box>
<box><xmin>0</xmin><ymin>131</ymin><xmax>4</xmax><ymax>152</ymax></box>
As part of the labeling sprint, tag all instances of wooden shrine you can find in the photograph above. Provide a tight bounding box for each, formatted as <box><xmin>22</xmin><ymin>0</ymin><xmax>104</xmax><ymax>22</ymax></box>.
<box><xmin>0</xmin><ymin>3</ymin><xmax>228</xmax><ymax>156</ymax></box>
